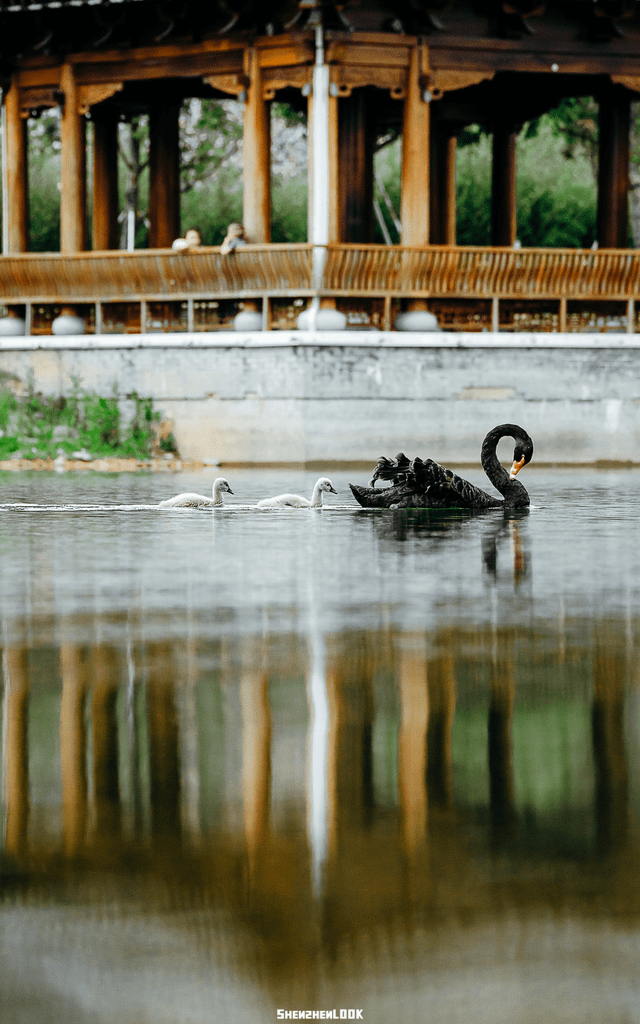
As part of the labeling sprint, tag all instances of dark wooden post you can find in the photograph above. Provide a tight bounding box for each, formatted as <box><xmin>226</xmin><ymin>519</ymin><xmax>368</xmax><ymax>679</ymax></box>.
<box><xmin>243</xmin><ymin>48</ymin><xmax>271</xmax><ymax>243</ymax></box>
<box><xmin>338</xmin><ymin>89</ymin><xmax>375</xmax><ymax>243</ymax></box>
<box><xmin>3</xmin><ymin>74</ymin><xmax>29</xmax><ymax>253</ymax></box>
<box><xmin>597</xmin><ymin>85</ymin><xmax>630</xmax><ymax>249</ymax></box>
<box><xmin>92</xmin><ymin>108</ymin><xmax>119</xmax><ymax>250</ymax></box>
<box><xmin>592</xmin><ymin>647</ymin><xmax>628</xmax><ymax>853</ymax></box>
<box><xmin>148</xmin><ymin>102</ymin><xmax>180</xmax><ymax>248</ymax></box>
<box><xmin>91</xmin><ymin>645</ymin><xmax>121</xmax><ymax>837</ymax></box>
<box><xmin>491</xmin><ymin>123</ymin><xmax>517</xmax><ymax>247</ymax></box>
<box><xmin>60</xmin><ymin>63</ymin><xmax>87</xmax><ymax>253</ymax></box>
<box><xmin>401</xmin><ymin>45</ymin><xmax>430</xmax><ymax>246</ymax></box>
<box><xmin>430</xmin><ymin>125</ymin><xmax>457</xmax><ymax>245</ymax></box>
<box><xmin>147</xmin><ymin>643</ymin><xmax>181</xmax><ymax>837</ymax></box>
<box><xmin>488</xmin><ymin>649</ymin><xmax>516</xmax><ymax>833</ymax></box>
<box><xmin>60</xmin><ymin>643</ymin><xmax>88</xmax><ymax>855</ymax></box>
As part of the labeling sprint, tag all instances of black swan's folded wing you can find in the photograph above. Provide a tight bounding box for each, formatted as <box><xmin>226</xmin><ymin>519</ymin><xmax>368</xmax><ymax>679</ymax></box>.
<box><xmin>352</xmin><ymin>454</ymin><xmax>501</xmax><ymax>509</ymax></box>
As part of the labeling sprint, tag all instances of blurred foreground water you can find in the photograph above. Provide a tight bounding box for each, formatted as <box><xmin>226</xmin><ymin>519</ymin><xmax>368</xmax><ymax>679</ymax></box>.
<box><xmin>1</xmin><ymin>466</ymin><xmax>639</xmax><ymax>1024</ymax></box>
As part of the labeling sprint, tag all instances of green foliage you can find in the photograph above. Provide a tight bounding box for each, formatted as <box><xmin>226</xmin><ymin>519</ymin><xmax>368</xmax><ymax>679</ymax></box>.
<box><xmin>373</xmin><ymin>139</ymin><xmax>401</xmax><ymax>244</ymax></box>
<box><xmin>180</xmin><ymin>99</ymin><xmax>243</xmax><ymax>196</ymax></box>
<box><xmin>0</xmin><ymin>376</ymin><xmax>159</xmax><ymax>461</ymax></box>
<box><xmin>528</xmin><ymin>97</ymin><xmax>599</xmax><ymax>171</ymax></box>
<box><xmin>272</xmin><ymin>173</ymin><xmax>308</xmax><ymax>242</ymax></box>
<box><xmin>27</xmin><ymin>111</ymin><xmax>61</xmax><ymax>252</ymax></box>
<box><xmin>454</xmin><ymin>114</ymin><xmax>597</xmax><ymax>247</ymax></box>
<box><xmin>455</xmin><ymin>132</ymin><xmax>492</xmax><ymax>245</ymax></box>
<box><xmin>121</xmin><ymin>392</ymin><xmax>158</xmax><ymax>458</ymax></box>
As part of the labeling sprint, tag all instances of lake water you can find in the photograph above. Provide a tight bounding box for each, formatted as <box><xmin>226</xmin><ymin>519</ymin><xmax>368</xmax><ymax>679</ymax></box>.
<box><xmin>1</xmin><ymin>466</ymin><xmax>639</xmax><ymax>1024</ymax></box>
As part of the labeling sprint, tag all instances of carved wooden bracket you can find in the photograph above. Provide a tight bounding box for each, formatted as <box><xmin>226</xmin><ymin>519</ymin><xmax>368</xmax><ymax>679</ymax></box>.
<box><xmin>203</xmin><ymin>73</ymin><xmax>249</xmax><ymax>97</ymax></box>
<box><xmin>261</xmin><ymin>65</ymin><xmax>312</xmax><ymax>100</ymax></box>
<box><xmin>329</xmin><ymin>65</ymin><xmax>407</xmax><ymax>99</ymax></box>
<box><xmin>427</xmin><ymin>69</ymin><xmax>495</xmax><ymax>100</ymax></box>
<box><xmin>77</xmin><ymin>82</ymin><xmax>123</xmax><ymax>115</ymax></box>
<box><xmin>19</xmin><ymin>87</ymin><xmax>58</xmax><ymax>116</ymax></box>
<box><xmin>611</xmin><ymin>74</ymin><xmax>640</xmax><ymax>93</ymax></box>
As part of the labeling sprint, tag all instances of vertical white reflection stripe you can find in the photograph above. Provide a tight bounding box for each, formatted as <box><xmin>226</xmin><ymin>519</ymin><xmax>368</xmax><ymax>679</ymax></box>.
<box><xmin>308</xmin><ymin>628</ymin><xmax>329</xmax><ymax>895</ymax></box>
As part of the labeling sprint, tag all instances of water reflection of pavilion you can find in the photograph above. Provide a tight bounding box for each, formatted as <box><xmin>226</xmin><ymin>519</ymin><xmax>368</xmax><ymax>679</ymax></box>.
<box><xmin>1</xmin><ymin>617</ymin><xmax>639</xmax><ymax>1016</ymax></box>
<box><xmin>2</xmin><ymin>620</ymin><xmax>637</xmax><ymax>872</ymax></box>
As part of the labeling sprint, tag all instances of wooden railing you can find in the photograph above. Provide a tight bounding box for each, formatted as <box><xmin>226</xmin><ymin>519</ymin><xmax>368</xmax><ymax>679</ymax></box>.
<box><xmin>1</xmin><ymin>243</ymin><xmax>640</xmax><ymax>333</ymax></box>
<box><xmin>0</xmin><ymin>244</ymin><xmax>315</xmax><ymax>303</ymax></box>
<box><xmin>321</xmin><ymin>244</ymin><xmax>640</xmax><ymax>299</ymax></box>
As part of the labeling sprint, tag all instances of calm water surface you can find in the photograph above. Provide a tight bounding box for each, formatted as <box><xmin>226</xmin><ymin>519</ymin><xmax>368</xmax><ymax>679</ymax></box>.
<box><xmin>1</xmin><ymin>466</ymin><xmax>639</xmax><ymax>1023</ymax></box>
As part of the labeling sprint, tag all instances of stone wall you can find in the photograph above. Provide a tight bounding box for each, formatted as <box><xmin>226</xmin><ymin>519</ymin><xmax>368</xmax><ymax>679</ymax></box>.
<box><xmin>2</xmin><ymin>331</ymin><xmax>640</xmax><ymax>464</ymax></box>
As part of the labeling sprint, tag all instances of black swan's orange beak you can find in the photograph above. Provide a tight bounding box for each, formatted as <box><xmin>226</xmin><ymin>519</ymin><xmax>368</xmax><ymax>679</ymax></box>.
<box><xmin>509</xmin><ymin>455</ymin><xmax>526</xmax><ymax>479</ymax></box>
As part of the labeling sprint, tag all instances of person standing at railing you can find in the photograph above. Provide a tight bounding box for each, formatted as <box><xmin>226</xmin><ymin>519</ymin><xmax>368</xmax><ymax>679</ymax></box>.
<box><xmin>172</xmin><ymin>227</ymin><xmax>202</xmax><ymax>251</ymax></box>
<box><xmin>221</xmin><ymin>222</ymin><xmax>247</xmax><ymax>255</ymax></box>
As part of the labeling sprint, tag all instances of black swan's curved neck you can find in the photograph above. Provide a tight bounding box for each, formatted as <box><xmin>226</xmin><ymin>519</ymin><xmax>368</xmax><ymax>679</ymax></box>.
<box><xmin>481</xmin><ymin>424</ymin><xmax>531</xmax><ymax>506</ymax></box>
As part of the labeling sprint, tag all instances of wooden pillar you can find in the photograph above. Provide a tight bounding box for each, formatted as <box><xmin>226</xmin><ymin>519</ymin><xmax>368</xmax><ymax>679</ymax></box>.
<box><xmin>243</xmin><ymin>48</ymin><xmax>271</xmax><ymax>243</ymax></box>
<box><xmin>430</xmin><ymin>126</ymin><xmax>457</xmax><ymax>245</ymax></box>
<box><xmin>401</xmin><ymin>45</ymin><xmax>430</xmax><ymax>246</ymax></box>
<box><xmin>426</xmin><ymin>655</ymin><xmax>456</xmax><ymax>809</ymax></box>
<box><xmin>592</xmin><ymin>646</ymin><xmax>628</xmax><ymax>852</ymax></box>
<box><xmin>429</xmin><ymin>122</ymin><xmax>441</xmax><ymax>246</ymax></box>
<box><xmin>241</xmin><ymin>669</ymin><xmax>272</xmax><ymax>863</ymax></box>
<box><xmin>491</xmin><ymin>123</ymin><xmax>517</xmax><ymax>247</ymax></box>
<box><xmin>338</xmin><ymin>89</ymin><xmax>375</xmax><ymax>243</ymax></box>
<box><xmin>148</xmin><ymin>102</ymin><xmax>180</xmax><ymax>248</ymax></box>
<box><xmin>146</xmin><ymin>643</ymin><xmax>180</xmax><ymax>837</ymax></box>
<box><xmin>2</xmin><ymin>648</ymin><xmax>30</xmax><ymax>856</ymax></box>
<box><xmin>60</xmin><ymin>63</ymin><xmax>87</xmax><ymax>253</ymax></box>
<box><xmin>2</xmin><ymin>74</ymin><xmax>29</xmax><ymax>253</ymax></box>
<box><xmin>60</xmin><ymin>643</ymin><xmax>88</xmax><ymax>855</ymax></box>
<box><xmin>398</xmin><ymin>645</ymin><xmax>429</xmax><ymax>855</ymax></box>
<box><xmin>441</xmin><ymin>134</ymin><xmax>457</xmax><ymax>245</ymax></box>
<box><xmin>92</xmin><ymin>109</ymin><xmax>119</xmax><ymax>250</ymax></box>
<box><xmin>597</xmin><ymin>86</ymin><xmax>630</xmax><ymax>249</ymax></box>
<box><xmin>325</xmin><ymin>642</ymin><xmax>374</xmax><ymax>854</ymax></box>
<box><xmin>488</xmin><ymin>643</ymin><xmax>516</xmax><ymax>833</ymax></box>
<box><xmin>91</xmin><ymin>645</ymin><xmax>121</xmax><ymax>838</ymax></box>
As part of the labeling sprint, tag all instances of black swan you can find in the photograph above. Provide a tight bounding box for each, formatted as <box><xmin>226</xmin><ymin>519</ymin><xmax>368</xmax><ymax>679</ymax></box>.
<box><xmin>349</xmin><ymin>424</ymin><xmax>533</xmax><ymax>510</ymax></box>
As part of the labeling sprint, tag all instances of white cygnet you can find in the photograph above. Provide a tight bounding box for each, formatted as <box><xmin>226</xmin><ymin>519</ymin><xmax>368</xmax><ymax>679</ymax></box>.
<box><xmin>257</xmin><ymin>477</ymin><xmax>337</xmax><ymax>508</ymax></box>
<box><xmin>158</xmin><ymin>477</ymin><xmax>233</xmax><ymax>508</ymax></box>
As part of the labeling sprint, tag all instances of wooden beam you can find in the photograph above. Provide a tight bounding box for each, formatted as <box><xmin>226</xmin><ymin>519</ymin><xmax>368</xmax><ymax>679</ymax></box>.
<box><xmin>2</xmin><ymin>74</ymin><xmax>29</xmax><ymax>253</ymax></box>
<box><xmin>92</xmin><ymin>110</ymin><xmax>119</xmax><ymax>250</ymax></box>
<box><xmin>491</xmin><ymin>124</ymin><xmax>517</xmax><ymax>246</ymax></box>
<box><xmin>401</xmin><ymin>46</ymin><xmax>430</xmax><ymax>246</ymax></box>
<box><xmin>60</xmin><ymin>63</ymin><xmax>87</xmax><ymax>253</ymax></box>
<box><xmin>597</xmin><ymin>85</ymin><xmax>630</xmax><ymax>249</ymax></box>
<box><xmin>148</xmin><ymin>102</ymin><xmax>180</xmax><ymax>248</ymax></box>
<box><xmin>243</xmin><ymin>48</ymin><xmax>271</xmax><ymax>244</ymax></box>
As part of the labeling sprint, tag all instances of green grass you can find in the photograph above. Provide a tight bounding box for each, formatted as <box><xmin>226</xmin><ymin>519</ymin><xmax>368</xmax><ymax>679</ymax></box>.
<box><xmin>0</xmin><ymin>376</ymin><xmax>165</xmax><ymax>461</ymax></box>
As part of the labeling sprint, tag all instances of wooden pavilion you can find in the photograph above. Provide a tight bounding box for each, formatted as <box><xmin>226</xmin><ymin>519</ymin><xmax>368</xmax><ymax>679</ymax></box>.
<box><xmin>3</xmin><ymin>0</ymin><xmax>640</xmax><ymax>332</ymax></box>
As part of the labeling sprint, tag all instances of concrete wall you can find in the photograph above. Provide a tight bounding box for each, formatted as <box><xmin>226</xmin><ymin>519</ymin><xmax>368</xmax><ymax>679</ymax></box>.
<box><xmin>2</xmin><ymin>330</ymin><xmax>640</xmax><ymax>464</ymax></box>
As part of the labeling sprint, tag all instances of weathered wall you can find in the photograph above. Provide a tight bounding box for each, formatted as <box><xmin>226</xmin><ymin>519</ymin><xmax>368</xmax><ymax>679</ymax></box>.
<box><xmin>2</xmin><ymin>331</ymin><xmax>640</xmax><ymax>464</ymax></box>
